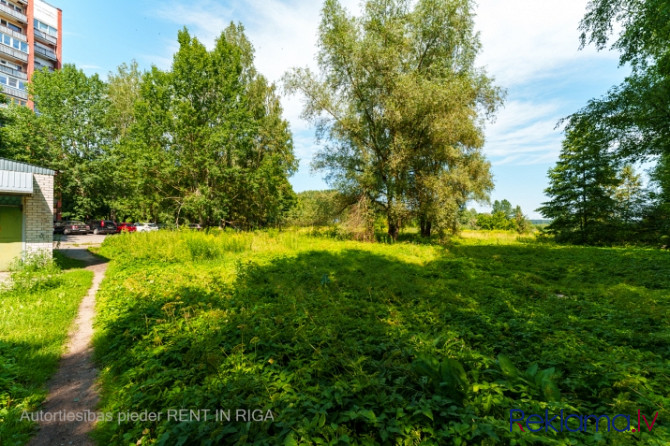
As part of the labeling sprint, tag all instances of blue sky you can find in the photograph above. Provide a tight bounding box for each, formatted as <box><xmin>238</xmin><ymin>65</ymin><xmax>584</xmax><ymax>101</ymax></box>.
<box><xmin>55</xmin><ymin>0</ymin><xmax>628</xmax><ymax>218</ymax></box>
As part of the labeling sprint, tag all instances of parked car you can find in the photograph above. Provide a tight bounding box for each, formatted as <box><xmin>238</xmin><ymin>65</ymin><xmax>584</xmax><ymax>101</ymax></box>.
<box><xmin>57</xmin><ymin>220</ymin><xmax>90</xmax><ymax>235</ymax></box>
<box><xmin>116</xmin><ymin>222</ymin><xmax>137</xmax><ymax>233</ymax></box>
<box><xmin>135</xmin><ymin>222</ymin><xmax>159</xmax><ymax>232</ymax></box>
<box><xmin>87</xmin><ymin>219</ymin><xmax>117</xmax><ymax>235</ymax></box>
<box><xmin>187</xmin><ymin>223</ymin><xmax>203</xmax><ymax>231</ymax></box>
<box><xmin>53</xmin><ymin>221</ymin><xmax>65</xmax><ymax>234</ymax></box>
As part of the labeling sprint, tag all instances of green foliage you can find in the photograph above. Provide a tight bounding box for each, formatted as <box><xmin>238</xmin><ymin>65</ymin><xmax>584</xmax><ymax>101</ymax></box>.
<box><xmin>0</xmin><ymin>261</ymin><xmax>92</xmax><ymax>445</ymax></box>
<box><xmin>120</xmin><ymin>26</ymin><xmax>297</xmax><ymax>227</ymax></box>
<box><xmin>288</xmin><ymin>190</ymin><xmax>343</xmax><ymax>227</ymax></box>
<box><xmin>645</xmin><ymin>154</ymin><xmax>670</xmax><ymax>239</ymax></box>
<box><xmin>93</xmin><ymin>230</ymin><xmax>670</xmax><ymax>444</ymax></box>
<box><xmin>470</xmin><ymin>201</ymin><xmax>531</xmax><ymax>233</ymax></box>
<box><xmin>8</xmin><ymin>251</ymin><xmax>62</xmax><ymax>292</ymax></box>
<box><xmin>476</xmin><ymin>212</ymin><xmax>516</xmax><ymax>231</ymax></box>
<box><xmin>562</xmin><ymin>0</ymin><xmax>670</xmax><ymax>241</ymax></box>
<box><xmin>538</xmin><ymin>123</ymin><xmax>622</xmax><ymax>244</ymax></box>
<box><xmin>285</xmin><ymin>0</ymin><xmax>502</xmax><ymax>239</ymax></box>
<box><xmin>2</xmin><ymin>28</ymin><xmax>296</xmax><ymax>227</ymax></box>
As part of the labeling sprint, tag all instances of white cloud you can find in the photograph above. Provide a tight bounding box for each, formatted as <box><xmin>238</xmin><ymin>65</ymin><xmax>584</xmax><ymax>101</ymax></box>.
<box><xmin>475</xmin><ymin>0</ymin><xmax>616</xmax><ymax>87</ymax></box>
<box><xmin>152</xmin><ymin>0</ymin><xmax>619</xmax><ymax>177</ymax></box>
<box><xmin>483</xmin><ymin>99</ymin><xmax>565</xmax><ymax>164</ymax></box>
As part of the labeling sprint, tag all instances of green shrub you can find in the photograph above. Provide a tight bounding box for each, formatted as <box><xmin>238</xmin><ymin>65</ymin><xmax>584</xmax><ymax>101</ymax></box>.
<box><xmin>9</xmin><ymin>251</ymin><xmax>62</xmax><ymax>292</ymax></box>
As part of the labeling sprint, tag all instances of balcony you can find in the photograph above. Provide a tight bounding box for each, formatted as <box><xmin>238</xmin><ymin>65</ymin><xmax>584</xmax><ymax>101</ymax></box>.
<box><xmin>34</xmin><ymin>64</ymin><xmax>54</xmax><ymax>73</ymax></box>
<box><xmin>1</xmin><ymin>85</ymin><xmax>28</xmax><ymax>100</ymax></box>
<box><xmin>34</xmin><ymin>29</ymin><xmax>57</xmax><ymax>45</ymax></box>
<box><xmin>0</xmin><ymin>63</ymin><xmax>25</xmax><ymax>79</ymax></box>
<box><xmin>0</xmin><ymin>4</ymin><xmax>26</xmax><ymax>24</ymax></box>
<box><xmin>0</xmin><ymin>24</ymin><xmax>25</xmax><ymax>41</ymax></box>
<box><xmin>34</xmin><ymin>45</ymin><xmax>56</xmax><ymax>61</ymax></box>
<box><xmin>0</xmin><ymin>42</ymin><xmax>27</xmax><ymax>62</ymax></box>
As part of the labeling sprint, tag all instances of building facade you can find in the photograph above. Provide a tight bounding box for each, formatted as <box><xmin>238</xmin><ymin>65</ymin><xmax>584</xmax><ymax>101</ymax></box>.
<box><xmin>0</xmin><ymin>158</ymin><xmax>55</xmax><ymax>271</ymax></box>
<box><xmin>0</xmin><ymin>0</ymin><xmax>61</xmax><ymax>108</ymax></box>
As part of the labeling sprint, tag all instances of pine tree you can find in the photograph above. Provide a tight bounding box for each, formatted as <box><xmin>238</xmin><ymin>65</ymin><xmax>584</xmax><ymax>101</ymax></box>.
<box><xmin>538</xmin><ymin>124</ymin><xmax>621</xmax><ymax>243</ymax></box>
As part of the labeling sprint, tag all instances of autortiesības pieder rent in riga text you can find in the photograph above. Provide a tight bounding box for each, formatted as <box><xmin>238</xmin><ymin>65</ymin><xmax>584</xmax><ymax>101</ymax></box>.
<box><xmin>22</xmin><ymin>408</ymin><xmax>276</xmax><ymax>425</ymax></box>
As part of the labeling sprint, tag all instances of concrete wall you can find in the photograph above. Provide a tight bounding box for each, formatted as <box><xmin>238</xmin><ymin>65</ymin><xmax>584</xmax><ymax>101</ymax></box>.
<box><xmin>24</xmin><ymin>173</ymin><xmax>53</xmax><ymax>257</ymax></box>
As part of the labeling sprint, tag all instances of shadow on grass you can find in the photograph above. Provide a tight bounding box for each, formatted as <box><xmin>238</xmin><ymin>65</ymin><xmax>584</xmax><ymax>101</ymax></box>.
<box><xmin>55</xmin><ymin>249</ymin><xmax>110</xmax><ymax>268</ymax></box>
<box><xmin>92</xmin><ymin>245</ymin><xmax>670</xmax><ymax>444</ymax></box>
<box><xmin>0</xmin><ymin>338</ymin><xmax>65</xmax><ymax>446</ymax></box>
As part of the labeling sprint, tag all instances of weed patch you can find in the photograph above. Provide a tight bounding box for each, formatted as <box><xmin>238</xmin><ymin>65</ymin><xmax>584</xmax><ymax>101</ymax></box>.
<box><xmin>93</xmin><ymin>231</ymin><xmax>670</xmax><ymax>445</ymax></box>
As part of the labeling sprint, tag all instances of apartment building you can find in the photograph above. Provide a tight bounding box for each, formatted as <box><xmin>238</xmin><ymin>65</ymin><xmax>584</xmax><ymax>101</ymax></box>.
<box><xmin>0</xmin><ymin>0</ymin><xmax>61</xmax><ymax>108</ymax></box>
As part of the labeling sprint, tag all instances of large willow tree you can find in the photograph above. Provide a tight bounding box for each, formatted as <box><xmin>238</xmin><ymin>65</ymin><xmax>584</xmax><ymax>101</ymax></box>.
<box><xmin>122</xmin><ymin>25</ymin><xmax>297</xmax><ymax>227</ymax></box>
<box><xmin>285</xmin><ymin>0</ymin><xmax>502</xmax><ymax>238</ymax></box>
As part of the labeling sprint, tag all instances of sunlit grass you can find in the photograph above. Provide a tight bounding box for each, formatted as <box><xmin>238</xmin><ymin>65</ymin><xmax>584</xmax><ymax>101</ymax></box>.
<box><xmin>0</xmin><ymin>256</ymin><xmax>92</xmax><ymax>446</ymax></box>
<box><xmin>93</xmin><ymin>229</ymin><xmax>670</xmax><ymax>445</ymax></box>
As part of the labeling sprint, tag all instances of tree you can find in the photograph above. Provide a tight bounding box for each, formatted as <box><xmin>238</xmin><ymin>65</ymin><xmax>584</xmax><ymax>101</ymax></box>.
<box><xmin>513</xmin><ymin>205</ymin><xmax>531</xmax><ymax>234</ymax></box>
<box><xmin>645</xmin><ymin>154</ymin><xmax>670</xmax><ymax>237</ymax></box>
<box><xmin>1</xmin><ymin>66</ymin><xmax>114</xmax><ymax>219</ymax></box>
<box><xmin>285</xmin><ymin>0</ymin><xmax>502</xmax><ymax>240</ymax></box>
<box><xmin>614</xmin><ymin>164</ymin><xmax>645</xmax><ymax>225</ymax></box>
<box><xmin>538</xmin><ymin>123</ymin><xmax>621</xmax><ymax>243</ymax></box>
<box><xmin>288</xmin><ymin>190</ymin><xmax>344</xmax><ymax>226</ymax></box>
<box><xmin>566</xmin><ymin>0</ymin><xmax>670</xmax><ymax>215</ymax></box>
<box><xmin>107</xmin><ymin>61</ymin><xmax>143</xmax><ymax>141</ymax></box>
<box><xmin>123</xmin><ymin>26</ymin><xmax>296</xmax><ymax>227</ymax></box>
<box><xmin>492</xmin><ymin>199</ymin><xmax>513</xmax><ymax>219</ymax></box>
<box><xmin>472</xmin><ymin>201</ymin><xmax>529</xmax><ymax>232</ymax></box>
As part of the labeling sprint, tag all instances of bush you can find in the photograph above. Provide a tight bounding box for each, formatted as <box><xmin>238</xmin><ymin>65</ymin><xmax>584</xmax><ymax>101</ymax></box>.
<box><xmin>9</xmin><ymin>251</ymin><xmax>62</xmax><ymax>292</ymax></box>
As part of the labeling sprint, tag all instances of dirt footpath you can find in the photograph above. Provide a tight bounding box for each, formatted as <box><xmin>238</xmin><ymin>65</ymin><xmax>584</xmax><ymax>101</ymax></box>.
<box><xmin>28</xmin><ymin>250</ymin><xmax>108</xmax><ymax>446</ymax></box>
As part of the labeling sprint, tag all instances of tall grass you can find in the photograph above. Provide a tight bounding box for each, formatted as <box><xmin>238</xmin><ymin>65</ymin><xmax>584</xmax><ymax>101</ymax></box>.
<box><xmin>93</xmin><ymin>229</ymin><xmax>670</xmax><ymax>445</ymax></box>
<box><xmin>0</xmin><ymin>254</ymin><xmax>92</xmax><ymax>445</ymax></box>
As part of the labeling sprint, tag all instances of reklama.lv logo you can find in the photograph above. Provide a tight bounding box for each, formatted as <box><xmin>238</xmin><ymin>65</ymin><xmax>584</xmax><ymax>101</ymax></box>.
<box><xmin>510</xmin><ymin>409</ymin><xmax>659</xmax><ymax>433</ymax></box>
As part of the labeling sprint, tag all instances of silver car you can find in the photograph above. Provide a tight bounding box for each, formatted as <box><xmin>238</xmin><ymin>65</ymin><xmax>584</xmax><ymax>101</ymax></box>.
<box><xmin>135</xmin><ymin>222</ymin><xmax>159</xmax><ymax>232</ymax></box>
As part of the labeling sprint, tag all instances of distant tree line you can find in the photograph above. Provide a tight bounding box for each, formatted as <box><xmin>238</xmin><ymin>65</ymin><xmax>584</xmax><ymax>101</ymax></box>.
<box><xmin>291</xmin><ymin>191</ymin><xmax>533</xmax><ymax>235</ymax></box>
<box><xmin>540</xmin><ymin>0</ymin><xmax>670</xmax><ymax>245</ymax></box>
<box><xmin>0</xmin><ymin>25</ymin><xmax>296</xmax><ymax>228</ymax></box>
<box><xmin>462</xmin><ymin>199</ymin><xmax>531</xmax><ymax>233</ymax></box>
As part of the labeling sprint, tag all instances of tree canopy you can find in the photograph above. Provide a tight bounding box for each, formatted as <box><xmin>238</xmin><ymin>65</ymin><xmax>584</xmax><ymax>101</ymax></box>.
<box><xmin>119</xmin><ymin>26</ymin><xmax>296</xmax><ymax>227</ymax></box>
<box><xmin>1</xmin><ymin>25</ymin><xmax>297</xmax><ymax>228</ymax></box>
<box><xmin>552</xmin><ymin>0</ymin><xmax>670</xmax><ymax>242</ymax></box>
<box><xmin>285</xmin><ymin>0</ymin><xmax>502</xmax><ymax>239</ymax></box>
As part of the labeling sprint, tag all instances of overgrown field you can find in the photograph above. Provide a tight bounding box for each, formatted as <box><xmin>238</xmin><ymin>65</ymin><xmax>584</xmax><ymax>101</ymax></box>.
<box><xmin>0</xmin><ymin>253</ymin><xmax>93</xmax><ymax>446</ymax></box>
<box><xmin>93</xmin><ymin>230</ymin><xmax>670</xmax><ymax>445</ymax></box>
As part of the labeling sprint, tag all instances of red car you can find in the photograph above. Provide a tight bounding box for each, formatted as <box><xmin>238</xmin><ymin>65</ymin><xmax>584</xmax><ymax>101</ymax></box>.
<box><xmin>116</xmin><ymin>222</ymin><xmax>137</xmax><ymax>233</ymax></box>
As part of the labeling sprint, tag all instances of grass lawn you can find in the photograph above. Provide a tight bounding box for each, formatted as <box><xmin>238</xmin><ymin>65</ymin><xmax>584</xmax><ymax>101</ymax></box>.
<box><xmin>93</xmin><ymin>230</ymin><xmax>669</xmax><ymax>445</ymax></box>
<box><xmin>0</xmin><ymin>252</ymin><xmax>93</xmax><ymax>446</ymax></box>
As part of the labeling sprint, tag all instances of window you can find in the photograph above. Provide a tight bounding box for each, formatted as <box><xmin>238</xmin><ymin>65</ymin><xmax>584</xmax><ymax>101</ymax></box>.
<box><xmin>0</xmin><ymin>73</ymin><xmax>24</xmax><ymax>90</ymax></box>
<box><xmin>8</xmin><ymin>97</ymin><xmax>26</xmax><ymax>106</ymax></box>
<box><xmin>0</xmin><ymin>18</ymin><xmax>21</xmax><ymax>33</ymax></box>
<box><xmin>34</xmin><ymin>19</ymin><xmax>57</xmax><ymax>37</ymax></box>
<box><xmin>0</xmin><ymin>31</ymin><xmax>28</xmax><ymax>53</ymax></box>
<box><xmin>0</xmin><ymin>0</ymin><xmax>22</xmax><ymax>14</ymax></box>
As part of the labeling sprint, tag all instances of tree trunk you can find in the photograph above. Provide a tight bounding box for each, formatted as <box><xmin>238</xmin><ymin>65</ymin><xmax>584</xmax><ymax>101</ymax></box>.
<box><xmin>420</xmin><ymin>217</ymin><xmax>432</xmax><ymax>237</ymax></box>
<box><xmin>388</xmin><ymin>218</ymin><xmax>399</xmax><ymax>241</ymax></box>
